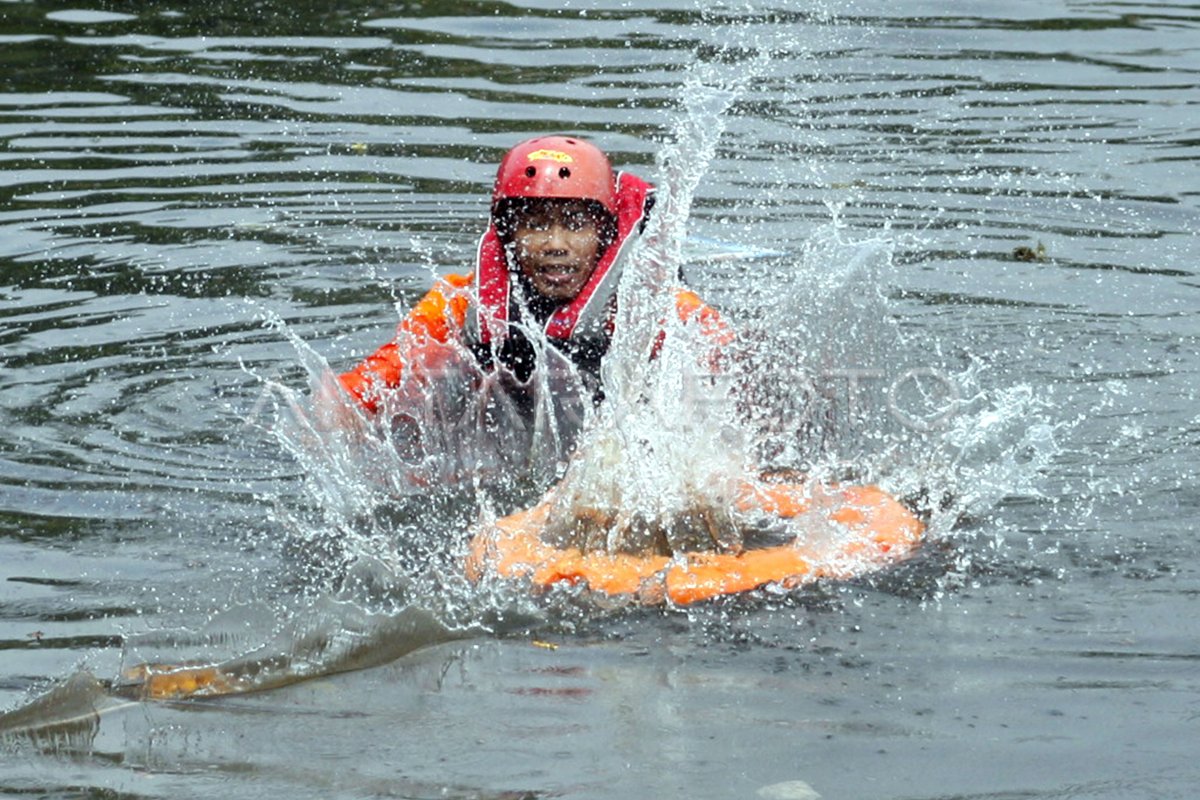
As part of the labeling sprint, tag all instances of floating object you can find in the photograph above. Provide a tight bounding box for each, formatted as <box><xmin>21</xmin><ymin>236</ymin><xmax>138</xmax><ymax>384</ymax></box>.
<box><xmin>1012</xmin><ymin>241</ymin><xmax>1047</xmax><ymax>262</ymax></box>
<box><xmin>118</xmin><ymin>662</ymin><xmax>239</xmax><ymax>701</ymax></box>
<box><xmin>465</xmin><ymin>481</ymin><xmax>924</xmax><ymax>605</ymax></box>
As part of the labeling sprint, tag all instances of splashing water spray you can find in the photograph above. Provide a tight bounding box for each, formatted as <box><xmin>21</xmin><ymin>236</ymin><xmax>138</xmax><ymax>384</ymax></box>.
<box><xmin>223</xmin><ymin>45</ymin><xmax>1062</xmax><ymax>617</ymax></box>
<box><xmin>538</xmin><ymin>74</ymin><xmax>769</xmax><ymax>557</ymax></box>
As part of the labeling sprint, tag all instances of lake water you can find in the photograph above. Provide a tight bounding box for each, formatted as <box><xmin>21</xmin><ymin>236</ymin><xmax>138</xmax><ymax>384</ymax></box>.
<box><xmin>1</xmin><ymin>0</ymin><xmax>1198</xmax><ymax>798</ymax></box>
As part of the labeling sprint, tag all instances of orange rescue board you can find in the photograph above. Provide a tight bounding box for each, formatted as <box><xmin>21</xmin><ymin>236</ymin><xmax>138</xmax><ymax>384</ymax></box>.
<box><xmin>465</xmin><ymin>482</ymin><xmax>924</xmax><ymax>605</ymax></box>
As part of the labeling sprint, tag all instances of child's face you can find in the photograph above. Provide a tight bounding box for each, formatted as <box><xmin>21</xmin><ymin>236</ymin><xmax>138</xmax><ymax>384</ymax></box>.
<box><xmin>510</xmin><ymin>200</ymin><xmax>605</xmax><ymax>302</ymax></box>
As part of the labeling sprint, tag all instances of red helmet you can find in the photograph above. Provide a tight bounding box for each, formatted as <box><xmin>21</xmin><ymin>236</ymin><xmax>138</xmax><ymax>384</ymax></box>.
<box><xmin>492</xmin><ymin>135</ymin><xmax>617</xmax><ymax>217</ymax></box>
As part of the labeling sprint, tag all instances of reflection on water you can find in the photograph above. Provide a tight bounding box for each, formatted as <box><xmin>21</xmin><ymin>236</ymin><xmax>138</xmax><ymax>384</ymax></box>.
<box><xmin>2</xmin><ymin>0</ymin><xmax>1198</xmax><ymax>797</ymax></box>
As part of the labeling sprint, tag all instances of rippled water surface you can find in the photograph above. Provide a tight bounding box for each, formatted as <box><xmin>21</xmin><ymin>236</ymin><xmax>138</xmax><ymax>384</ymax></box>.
<box><xmin>2</xmin><ymin>0</ymin><xmax>1198</xmax><ymax>798</ymax></box>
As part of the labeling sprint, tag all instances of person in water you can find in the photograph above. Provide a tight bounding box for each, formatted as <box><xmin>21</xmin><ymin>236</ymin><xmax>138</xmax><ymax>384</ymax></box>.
<box><xmin>334</xmin><ymin>135</ymin><xmax>730</xmax><ymax>419</ymax></box>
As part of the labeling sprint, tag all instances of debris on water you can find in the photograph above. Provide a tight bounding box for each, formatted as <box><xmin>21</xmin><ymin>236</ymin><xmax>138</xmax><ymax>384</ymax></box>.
<box><xmin>1012</xmin><ymin>241</ymin><xmax>1047</xmax><ymax>261</ymax></box>
<box><xmin>117</xmin><ymin>662</ymin><xmax>239</xmax><ymax>700</ymax></box>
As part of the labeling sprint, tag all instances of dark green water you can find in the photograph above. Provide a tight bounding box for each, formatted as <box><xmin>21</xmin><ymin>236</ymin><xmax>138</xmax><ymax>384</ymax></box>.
<box><xmin>1</xmin><ymin>0</ymin><xmax>1198</xmax><ymax>797</ymax></box>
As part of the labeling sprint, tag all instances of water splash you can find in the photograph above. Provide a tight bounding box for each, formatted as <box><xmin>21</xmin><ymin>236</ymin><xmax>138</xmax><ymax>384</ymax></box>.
<box><xmin>259</xmin><ymin>52</ymin><xmax>1062</xmax><ymax>599</ymax></box>
<box><xmin>540</xmin><ymin>74</ymin><xmax>770</xmax><ymax>555</ymax></box>
<box><xmin>252</xmin><ymin>307</ymin><xmax>584</xmax><ymax>615</ymax></box>
<box><xmin>0</xmin><ymin>671</ymin><xmax>116</xmax><ymax>752</ymax></box>
<box><xmin>732</xmin><ymin>220</ymin><xmax>901</xmax><ymax>473</ymax></box>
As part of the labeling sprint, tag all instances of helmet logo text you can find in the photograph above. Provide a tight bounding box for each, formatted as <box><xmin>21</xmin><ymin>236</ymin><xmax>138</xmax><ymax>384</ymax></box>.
<box><xmin>526</xmin><ymin>149</ymin><xmax>574</xmax><ymax>164</ymax></box>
